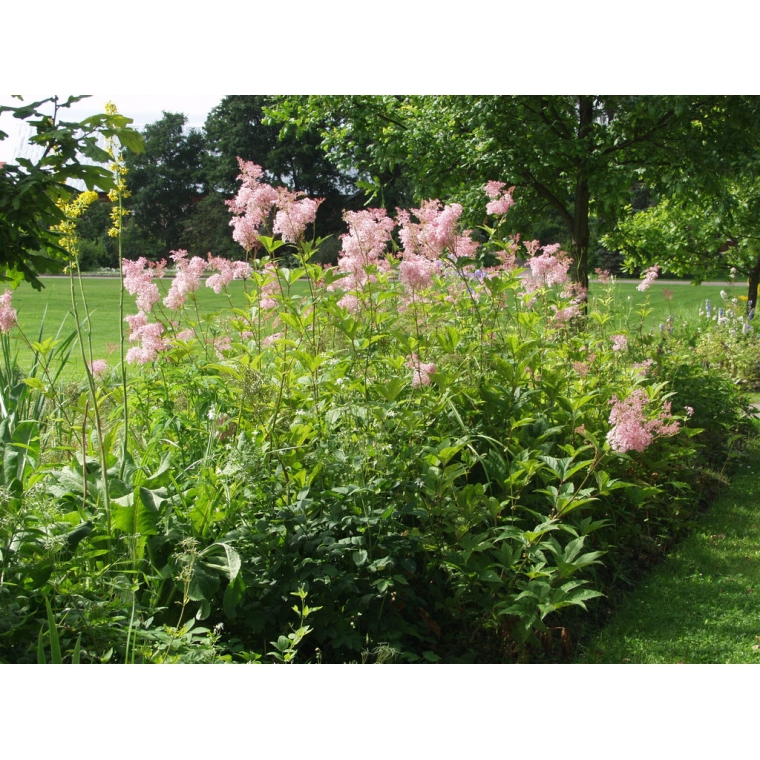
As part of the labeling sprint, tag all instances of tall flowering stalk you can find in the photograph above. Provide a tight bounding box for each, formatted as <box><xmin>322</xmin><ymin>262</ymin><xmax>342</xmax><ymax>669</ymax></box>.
<box><xmin>54</xmin><ymin>188</ymin><xmax>112</xmax><ymax>537</ymax></box>
<box><xmin>104</xmin><ymin>101</ymin><xmax>132</xmax><ymax>473</ymax></box>
<box><xmin>226</xmin><ymin>157</ymin><xmax>322</xmax><ymax>348</ymax></box>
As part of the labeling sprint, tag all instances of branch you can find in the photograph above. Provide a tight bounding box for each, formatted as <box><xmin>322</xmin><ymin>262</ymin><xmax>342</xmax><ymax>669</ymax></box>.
<box><xmin>359</xmin><ymin>98</ymin><xmax>408</xmax><ymax>131</ymax></box>
<box><xmin>518</xmin><ymin>166</ymin><xmax>574</xmax><ymax>229</ymax></box>
<box><xmin>600</xmin><ymin>107</ymin><xmax>678</xmax><ymax>157</ymax></box>
<box><xmin>520</xmin><ymin>98</ymin><xmax>573</xmax><ymax>141</ymax></box>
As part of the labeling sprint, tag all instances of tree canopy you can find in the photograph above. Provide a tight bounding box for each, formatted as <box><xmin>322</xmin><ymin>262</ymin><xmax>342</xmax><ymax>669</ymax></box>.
<box><xmin>124</xmin><ymin>112</ymin><xmax>205</xmax><ymax>255</ymax></box>
<box><xmin>267</xmin><ymin>96</ymin><xmax>760</xmax><ymax>289</ymax></box>
<box><xmin>609</xmin><ymin>178</ymin><xmax>760</xmax><ymax>308</ymax></box>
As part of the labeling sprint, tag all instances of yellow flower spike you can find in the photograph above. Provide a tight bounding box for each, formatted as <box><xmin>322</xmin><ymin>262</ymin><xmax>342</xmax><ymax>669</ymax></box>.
<box><xmin>52</xmin><ymin>191</ymin><xmax>99</xmax><ymax>256</ymax></box>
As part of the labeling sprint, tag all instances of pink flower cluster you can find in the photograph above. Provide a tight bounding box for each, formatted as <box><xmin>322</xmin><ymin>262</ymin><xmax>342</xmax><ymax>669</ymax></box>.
<box><xmin>595</xmin><ymin>268</ymin><xmax>612</xmax><ymax>284</ymax></box>
<box><xmin>0</xmin><ymin>290</ymin><xmax>17</xmax><ymax>334</ymax></box>
<box><xmin>406</xmin><ymin>353</ymin><xmax>436</xmax><ymax>388</ymax></box>
<box><xmin>206</xmin><ymin>255</ymin><xmax>251</xmax><ymax>294</ymax></box>
<box><xmin>258</xmin><ymin>262</ymin><xmax>280</xmax><ymax>310</ymax></box>
<box><xmin>572</xmin><ymin>360</ymin><xmax>590</xmax><ymax>377</ymax></box>
<box><xmin>272</xmin><ymin>190</ymin><xmax>321</xmax><ymax>244</ymax></box>
<box><xmin>226</xmin><ymin>160</ymin><xmax>279</xmax><ymax>250</ymax></box>
<box><xmin>262</xmin><ymin>332</ymin><xmax>283</xmax><ymax>347</ymax></box>
<box><xmin>484</xmin><ymin>181</ymin><xmax>515</xmax><ymax>216</ymax></box>
<box><xmin>523</xmin><ymin>244</ymin><xmax>571</xmax><ymax>293</ymax></box>
<box><xmin>164</xmin><ymin>250</ymin><xmax>206</xmax><ymax>309</ymax></box>
<box><xmin>122</xmin><ymin>257</ymin><xmax>165</xmax><ymax>313</ymax></box>
<box><xmin>607</xmin><ymin>389</ymin><xmax>680</xmax><ymax>453</ymax></box>
<box><xmin>227</xmin><ymin>158</ymin><xmax>322</xmax><ymax>250</ymax></box>
<box><xmin>552</xmin><ymin>303</ymin><xmax>581</xmax><ymax>323</ymax></box>
<box><xmin>122</xmin><ymin>251</ymin><xmax>252</xmax><ymax>364</ymax></box>
<box><xmin>397</xmin><ymin>200</ymin><xmax>478</xmax><ymax>262</ymax></box>
<box><xmin>125</xmin><ymin>312</ymin><xmax>167</xmax><ymax>365</ymax></box>
<box><xmin>633</xmin><ymin>359</ymin><xmax>654</xmax><ymax>376</ymax></box>
<box><xmin>637</xmin><ymin>265</ymin><xmax>660</xmax><ymax>292</ymax></box>
<box><xmin>214</xmin><ymin>335</ymin><xmax>232</xmax><ymax>359</ymax></box>
<box><xmin>494</xmin><ymin>236</ymin><xmax>519</xmax><ymax>272</ymax></box>
<box><xmin>332</xmin><ymin>209</ymin><xmax>395</xmax><ymax>312</ymax></box>
<box><xmin>611</xmin><ymin>334</ymin><xmax>628</xmax><ymax>352</ymax></box>
<box><xmin>395</xmin><ymin>200</ymin><xmax>481</xmax><ymax>301</ymax></box>
<box><xmin>399</xmin><ymin>255</ymin><xmax>439</xmax><ymax>294</ymax></box>
<box><xmin>88</xmin><ymin>359</ymin><xmax>108</xmax><ymax>378</ymax></box>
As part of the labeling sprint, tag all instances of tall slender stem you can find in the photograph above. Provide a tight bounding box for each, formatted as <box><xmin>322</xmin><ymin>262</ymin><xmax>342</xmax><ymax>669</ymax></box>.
<box><xmin>118</xmin><ymin>188</ymin><xmax>130</xmax><ymax>476</ymax></box>
<box><xmin>69</xmin><ymin>262</ymin><xmax>112</xmax><ymax>543</ymax></box>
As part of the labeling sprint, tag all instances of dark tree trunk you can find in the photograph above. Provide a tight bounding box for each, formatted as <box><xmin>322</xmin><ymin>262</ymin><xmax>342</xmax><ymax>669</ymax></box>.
<box><xmin>571</xmin><ymin>96</ymin><xmax>593</xmax><ymax>292</ymax></box>
<box><xmin>748</xmin><ymin>254</ymin><xmax>760</xmax><ymax>315</ymax></box>
<box><xmin>572</xmin><ymin>175</ymin><xmax>590</xmax><ymax>291</ymax></box>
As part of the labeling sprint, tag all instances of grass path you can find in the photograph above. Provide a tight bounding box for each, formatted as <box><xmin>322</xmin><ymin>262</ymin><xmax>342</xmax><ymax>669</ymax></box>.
<box><xmin>575</xmin><ymin>431</ymin><xmax>760</xmax><ymax>664</ymax></box>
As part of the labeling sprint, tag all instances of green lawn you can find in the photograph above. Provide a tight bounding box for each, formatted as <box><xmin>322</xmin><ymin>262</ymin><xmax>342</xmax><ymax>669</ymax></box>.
<box><xmin>574</xmin><ymin>431</ymin><xmax>760</xmax><ymax>664</ymax></box>
<box><xmin>590</xmin><ymin>279</ymin><xmax>743</xmax><ymax>331</ymax></box>
<box><xmin>7</xmin><ymin>276</ymin><xmax>254</xmax><ymax>376</ymax></box>
<box><xmin>4</xmin><ymin>275</ymin><xmax>738</xmax><ymax>376</ymax></box>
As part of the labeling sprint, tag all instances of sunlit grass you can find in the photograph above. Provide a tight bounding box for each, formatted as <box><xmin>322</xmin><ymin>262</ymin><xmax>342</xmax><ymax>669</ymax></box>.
<box><xmin>575</xmin><ymin>429</ymin><xmax>760</xmax><ymax>664</ymax></box>
<box><xmin>595</xmin><ymin>279</ymin><xmax>745</xmax><ymax>331</ymax></box>
<box><xmin>7</xmin><ymin>276</ymin><xmax>307</xmax><ymax>376</ymax></box>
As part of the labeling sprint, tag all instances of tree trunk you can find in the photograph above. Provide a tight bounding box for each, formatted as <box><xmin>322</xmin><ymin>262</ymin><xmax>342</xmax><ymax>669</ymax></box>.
<box><xmin>572</xmin><ymin>176</ymin><xmax>590</xmax><ymax>292</ymax></box>
<box><xmin>571</xmin><ymin>96</ymin><xmax>593</xmax><ymax>293</ymax></box>
<box><xmin>747</xmin><ymin>253</ymin><xmax>760</xmax><ymax>315</ymax></box>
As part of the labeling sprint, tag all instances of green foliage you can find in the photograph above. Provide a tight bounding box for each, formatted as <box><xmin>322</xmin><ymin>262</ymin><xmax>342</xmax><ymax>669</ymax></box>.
<box><xmin>691</xmin><ymin>294</ymin><xmax>760</xmax><ymax>390</ymax></box>
<box><xmin>204</xmin><ymin>96</ymin><xmax>350</xmax><ymax>200</ymax></box>
<box><xmin>608</xmin><ymin>181</ymin><xmax>760</xmax><ymax>306</ymax></box>
<box><xmin>0</xmin><ymin>96</ymin><xmax>143</xmax><ymax>288</ymax></box>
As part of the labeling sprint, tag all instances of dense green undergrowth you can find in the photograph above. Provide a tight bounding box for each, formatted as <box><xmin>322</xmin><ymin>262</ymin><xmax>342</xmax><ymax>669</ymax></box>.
<box><xmin>1</xmin><ymin>175</ymin><xmax>758</xmax><ymax>664</ymax></box>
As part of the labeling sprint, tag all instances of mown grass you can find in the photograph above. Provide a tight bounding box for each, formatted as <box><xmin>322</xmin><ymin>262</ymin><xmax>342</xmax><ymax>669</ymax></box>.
<box><xmin>574</xmin><ymin>428</ymin><xmax>760</xmax><ymax>664</ymax></box>
<box><xmin>5</xmin><ymin>275</ymin><xmax>738</xmax><ymax>374</ymax></box>
<box><xmin>590</xmin><ymin>279</ymin><xmax>744</xmax><ymax>331</ymax></box>
<box><xmin>7</xmin><ymin>277</ymin><xmax>258</xmax><ymax>375</ymax></box>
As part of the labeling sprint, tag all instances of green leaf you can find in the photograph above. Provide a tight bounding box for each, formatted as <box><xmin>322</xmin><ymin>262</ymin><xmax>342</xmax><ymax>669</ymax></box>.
<box><xmin>72</xmin><ymin>634</ymin><xmax>82</xmax><ymax>665</ymax></box>
<box><xmin>112</xmin><ymin>486</ymin><xmax>160</xmax><ymax>536</ymax></box>
<box><xmin>37</xmin><ymin>628</ymin><xmax>47</xmax><ymax>665</ymax></box>
<box><xmin>116</xmin><ymin>128</ymin><xmax>145</xmax><ymax>153</ymax></box>
<box><xmin>21</xmin><ymin>377</ymin><xmax>47</xmax><ymax>393</ymax></box>
<box><xmin>223</xmin><ymin>573</ymin><xmax>246</xmax><ymax>619</ymax></box>
<box><xmin>45</xmin><ymin>598</ymin><xmax>62</xmax><ymax>665</ymax></box>
<box><xmin>478</xmin><ymin>569</ymin><xmax>502</xmax><ymax>584</ymax></box>
<box><xmin>278</xmin><ymin>312</ymin><xmax>301</xmax><ymax>331</ymax></box>
<box><xmin>187</xmin><ymin>564</ymin><xmax>220</xmax><ymax>603</ymax></box>
<box><xmin>373</xmin><ymin>377</ymin><xmax>406</xmax><ymax>402</ymax></box>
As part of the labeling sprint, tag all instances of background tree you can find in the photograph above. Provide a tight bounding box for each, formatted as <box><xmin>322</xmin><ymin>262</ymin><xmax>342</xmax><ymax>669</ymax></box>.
<box><xmin>205</xmin><ymin>96</ymin><xmax>357</xmax><ymax>260</ymax></box>
<box><xmin>609</xmin><ymin>179</ymin><xmax>760</xmax><ymax>308</ymax></box>
<box><xmin>268</xmin><ymin>96</ymin><xmax>760</xmax><ymax>289</ymax></box>
<box><xmin>124</xmin><ymin>112</ymin><xmax>205</xmax><ymax>256</ymax></box>
<box><xmin>0</xmin><ymin>96</ymin><xmax>142</xmax><ymax>288</ymax></box>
